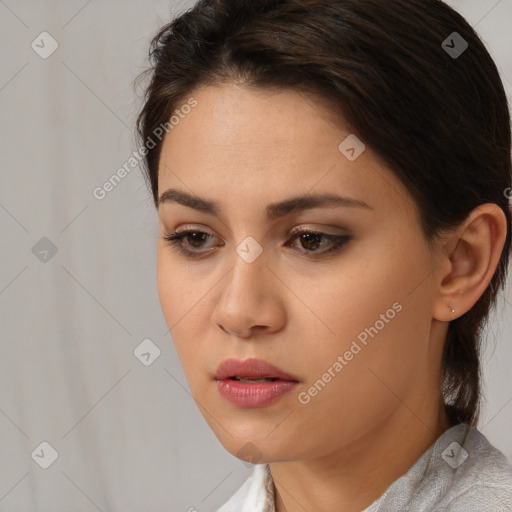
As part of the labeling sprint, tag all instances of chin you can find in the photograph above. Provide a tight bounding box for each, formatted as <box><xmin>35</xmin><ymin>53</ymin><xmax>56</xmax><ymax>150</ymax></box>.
<box><xmin>210</xmin><ymin>424</ymin><xmax>301</xmax><ymax>465</ymax></box>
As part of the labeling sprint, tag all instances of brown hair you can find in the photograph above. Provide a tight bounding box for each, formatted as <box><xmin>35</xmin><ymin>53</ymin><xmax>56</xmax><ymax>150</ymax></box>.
<box><xmin>135</xmin><ymin>0</ymin><xmax>512</xmax><ymax>425</ymax></box>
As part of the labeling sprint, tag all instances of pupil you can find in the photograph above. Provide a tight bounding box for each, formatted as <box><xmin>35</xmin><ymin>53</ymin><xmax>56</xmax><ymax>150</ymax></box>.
<box><xmin>190</xmin><ymin>232</ymin><xmax>206</xmax><ymax>248</ymax></box>
<box><xmin>301</xmin><ymin>233</ymin><xmax>321</xmax><ymax>250</ymax></box>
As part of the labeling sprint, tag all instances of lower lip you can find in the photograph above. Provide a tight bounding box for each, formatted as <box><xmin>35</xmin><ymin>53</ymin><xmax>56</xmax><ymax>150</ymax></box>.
<box><xmin>216</xmin><ymin>379</ymin><xmax>299</xmax><ymax>407</ymax></box>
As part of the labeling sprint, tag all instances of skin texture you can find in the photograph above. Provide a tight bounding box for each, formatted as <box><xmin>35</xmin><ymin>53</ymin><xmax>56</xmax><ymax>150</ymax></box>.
<box><xmin>156</xmin><ymin>82</ymin><xmax>507</xmax><ymax>512</ymax></box>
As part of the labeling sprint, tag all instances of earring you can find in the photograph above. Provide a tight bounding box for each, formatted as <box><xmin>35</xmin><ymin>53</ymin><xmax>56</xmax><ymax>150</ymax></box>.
<box><xmin>448</xmin><ymin>305</ymin><xmax>455</xmax><ymax>313</ymax></box>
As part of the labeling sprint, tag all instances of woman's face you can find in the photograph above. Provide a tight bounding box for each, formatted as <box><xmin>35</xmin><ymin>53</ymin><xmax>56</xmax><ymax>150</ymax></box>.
<box><xmin>156</xmin><ymin>82</ymin><xmax>448</xmax><ymax>463</ymax></box>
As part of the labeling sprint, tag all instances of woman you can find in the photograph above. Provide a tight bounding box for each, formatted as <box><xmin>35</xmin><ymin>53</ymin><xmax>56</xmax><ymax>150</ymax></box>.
<box><xmin>135</xmin><ymin>0</ymin><xmax>512</xmax><ymax>510</ymax></box>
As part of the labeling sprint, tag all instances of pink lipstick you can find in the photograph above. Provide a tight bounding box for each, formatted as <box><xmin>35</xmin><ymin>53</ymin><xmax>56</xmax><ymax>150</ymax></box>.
<box><xmin>214</xmin><ymin>358</ymin><xmax>300</xmax><ymax>408</ymax></box>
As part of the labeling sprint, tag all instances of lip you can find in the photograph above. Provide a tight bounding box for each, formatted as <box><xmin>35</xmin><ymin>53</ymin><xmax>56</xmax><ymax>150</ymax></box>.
<box><xmin>214</xmin><ymin>358</ymin><xmax>300</xmax><ymax>381</ymax></box>
<box><xmin>214</xmin><ymin>358</ymin><xmax>300</xmax><ymax>408</ymax></box>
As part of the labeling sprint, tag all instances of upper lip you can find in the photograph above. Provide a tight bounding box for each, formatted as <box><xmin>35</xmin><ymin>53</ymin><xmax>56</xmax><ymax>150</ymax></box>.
<box><xmin>214</xmin><ymin>358</ymin><xmax>300</xmax><ymax>381</ymax></box>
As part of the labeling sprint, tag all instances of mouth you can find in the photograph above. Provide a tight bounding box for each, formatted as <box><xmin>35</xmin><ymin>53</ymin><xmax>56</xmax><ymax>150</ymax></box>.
<box><xmin>214</xmin><ymin>358</ymin><xmax>300</xmax><ymax>408</ymax></box>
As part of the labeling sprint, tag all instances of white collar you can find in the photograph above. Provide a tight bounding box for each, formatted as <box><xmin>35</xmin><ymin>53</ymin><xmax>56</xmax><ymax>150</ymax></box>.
<box><xmin>217</xmin><ymin>464</ymin><xmax>275</xmax><ymax>512</ymax></box>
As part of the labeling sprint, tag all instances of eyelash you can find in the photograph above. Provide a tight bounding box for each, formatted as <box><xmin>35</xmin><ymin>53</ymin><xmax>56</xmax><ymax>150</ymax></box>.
<box><xmin>162</xmin><ymin>228</ymin><xmax>352</xmax><ymax>259</ymax></box>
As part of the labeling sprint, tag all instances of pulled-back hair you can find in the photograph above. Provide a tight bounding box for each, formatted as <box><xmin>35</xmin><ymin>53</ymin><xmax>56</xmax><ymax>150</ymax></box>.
<box><xmin>135</xmin><ymin>0</ymin><xmax>512</xmax><ymax>425</ymax></box>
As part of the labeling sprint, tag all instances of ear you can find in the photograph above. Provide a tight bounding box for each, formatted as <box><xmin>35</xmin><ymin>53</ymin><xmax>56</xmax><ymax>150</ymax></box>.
<box><xmin>432</xmin><ymin>203</ymin><xmax>508</xmax><ymax>321</ymax></box>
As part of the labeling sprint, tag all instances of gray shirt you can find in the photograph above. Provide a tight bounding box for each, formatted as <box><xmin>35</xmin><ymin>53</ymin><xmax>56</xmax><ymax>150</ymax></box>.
<box><xmin>217</xmin><ymin>423</ymin><xmax>512</xmax><ymax>511</ymax></box>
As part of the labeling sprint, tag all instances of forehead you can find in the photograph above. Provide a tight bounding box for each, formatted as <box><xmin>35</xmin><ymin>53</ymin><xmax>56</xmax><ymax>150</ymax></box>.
<box><xmin>157</xmin><ymin>83</ymin><xmax>413</xmax><ymax>221</ymax></box>
<box><xmin>160</xmin><ymin>84</ymin><xmax>340</xmax><ymax>170</ymax></box>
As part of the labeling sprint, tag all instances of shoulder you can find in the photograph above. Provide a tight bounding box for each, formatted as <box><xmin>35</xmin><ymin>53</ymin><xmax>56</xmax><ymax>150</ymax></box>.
<box><xmin>446</xmin><ymin>483</ymin><xmax>512</xmax><ymax>511</ymax></box>
<box><xmin>365</xmin><ymin>423</ymin><xmax>512</xmax><ymax>511</ymax></box>
<box><xmin>445</xmin><ymin>427</ymin><xmax>512</xmax><ymax>512</ymax></box>
<box><xmin>437</xmin><ymin>425</ymin><xmax>512</xmax><ymax>510</ymax></box>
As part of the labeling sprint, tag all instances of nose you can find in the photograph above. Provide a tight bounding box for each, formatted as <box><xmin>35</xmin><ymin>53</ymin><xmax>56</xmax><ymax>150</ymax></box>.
<box><xmin>211</xmin><ymin>247</ymin><xmax>286</xmax><ymax>339</ymax></box>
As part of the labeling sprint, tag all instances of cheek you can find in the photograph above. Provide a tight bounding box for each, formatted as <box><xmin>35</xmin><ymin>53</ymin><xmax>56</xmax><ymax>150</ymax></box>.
<box><xmin>156</xmin><ymin>249</ymin><xmax>177</xmax><ymax>325</ymax></box>
<box><xmin>298</xmin><ymin>236</ymin><xmax>433</xmax><ymax>392</ymax></box>
<box><xmin>156</xmin><ymin>248</ymin><xmax>202</xmax><ymax>327</ymax></box>
<box><xmin>288</xmin><ymin>305</ymin><xmax>430</xmax><ymax>456</ymax></box>
<box><xmin>156</xmin><ymin>248</ymin><xmax>212</xmax><ymax>383</ymax></box>
<box><xmin>322</xmin><ymin>229</ymin><xmax>431</xmax><ymax>331</ymax></box>
<box><xmin>311</xmin><ymin>257</ymin><xmax>404</xmax><ymax>341</ymax></box>
<box><xmin>156</xmin><ymin>250</ymin><xmax>195</xmax><ymax>361</ymax></box>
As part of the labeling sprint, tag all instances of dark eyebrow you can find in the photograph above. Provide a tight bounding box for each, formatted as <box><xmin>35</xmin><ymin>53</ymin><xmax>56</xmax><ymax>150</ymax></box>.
<box><xmin>158</xmin><ymin>188</ymin><xmax>372</xmax><ymax>219</ymax></box>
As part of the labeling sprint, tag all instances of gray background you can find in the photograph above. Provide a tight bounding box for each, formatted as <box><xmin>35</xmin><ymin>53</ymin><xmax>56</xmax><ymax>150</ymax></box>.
<box><xmin>0</xmin><ymin>1</ymin><xmax>511</xmax><ymax>510</ymax></box>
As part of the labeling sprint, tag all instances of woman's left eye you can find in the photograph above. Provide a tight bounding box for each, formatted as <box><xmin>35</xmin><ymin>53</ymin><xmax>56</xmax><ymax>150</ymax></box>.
<box><xmin>289</xmin><ymin>230</ymin><xmax>351</xmax><ymax>254</ymax></box>
<box><xmin>162</xmin><ymin>229</ymin><xmax>351</xmax><ymax>258</ymax></box>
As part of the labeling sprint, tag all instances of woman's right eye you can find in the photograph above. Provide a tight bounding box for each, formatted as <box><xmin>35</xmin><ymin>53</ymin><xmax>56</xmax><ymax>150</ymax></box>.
<box><xmin>162</xmin><ymin>230</ymin><xmax>218</xmax><ymax>257</ymax></box>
